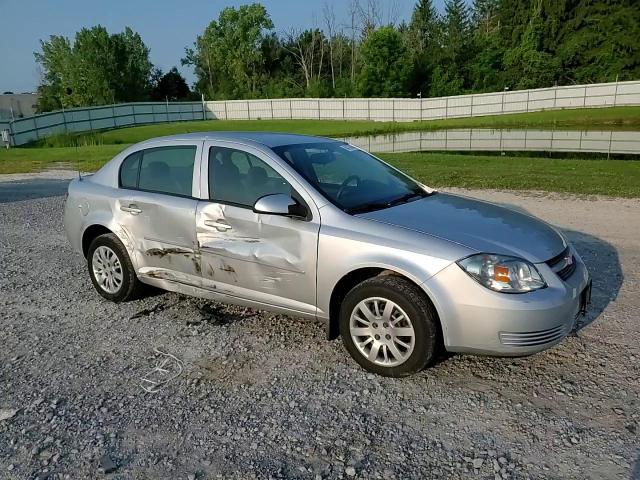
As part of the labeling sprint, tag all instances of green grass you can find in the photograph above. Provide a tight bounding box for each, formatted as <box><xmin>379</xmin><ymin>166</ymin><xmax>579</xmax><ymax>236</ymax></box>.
<box><xmin>1</xmin><ymin>145</ymin><xmax>638</xmax><ymax>198</ymax></box>
<box><xmin>2</xmin><ymin>107</ymin><xmax>638</xmax><ymax>196</ymax></box>
<box><xmin>0</xmin><ymin>145</ymin><xmax>126</xmax><ymax>174</ymax></box>
<box><xmin>379</xmin><ymin>152</ymin><xmax>640</xmax><ymax>198</ymax></box>
<box><xmin>31</xmin><ymin>106</ymin><xmax>640</xmax><ymax>148</ymax></box>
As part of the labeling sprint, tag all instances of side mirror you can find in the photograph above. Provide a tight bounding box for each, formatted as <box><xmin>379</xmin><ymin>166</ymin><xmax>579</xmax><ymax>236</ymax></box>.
<box><xmin>253</xmin><ymin>194</ymin><xmax>308</xmax><ymax>219</ymax></box>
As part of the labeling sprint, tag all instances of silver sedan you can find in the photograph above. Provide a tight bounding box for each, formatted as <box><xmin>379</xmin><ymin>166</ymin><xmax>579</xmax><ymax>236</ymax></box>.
<box><xmin>64</xmin><ymin>132</ymin><xmax>591</xmax><ymax>377</ymax></box>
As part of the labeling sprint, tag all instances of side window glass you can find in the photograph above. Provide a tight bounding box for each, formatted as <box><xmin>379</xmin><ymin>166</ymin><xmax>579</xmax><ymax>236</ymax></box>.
<box><xmin>138</xmin><ymin>146</ymin><xmax>196</xmax><ymax>196</ymax></box>
<box><xmin>119</xmin><ymin>151</ymin><xmax>140</xmax><ymax>189</ymax></box>
<box><xmin>209</xmin><ymin>146</ymin><xmax>291</xmax><ymax>207</ymax></box>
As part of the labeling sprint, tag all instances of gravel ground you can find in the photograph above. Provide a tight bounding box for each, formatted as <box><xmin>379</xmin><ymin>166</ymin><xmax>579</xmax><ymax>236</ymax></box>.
<box><xmin>0</xmin><ymin>176</ymin><xmax>638</xmax><ymax>480</ymax></box>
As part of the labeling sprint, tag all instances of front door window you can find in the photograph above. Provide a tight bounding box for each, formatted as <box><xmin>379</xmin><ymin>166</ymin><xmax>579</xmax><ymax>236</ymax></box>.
<box><xmin>208</xmin><ymin>146</ymin><xmax>292</xmax><ymax>207</ymax></box>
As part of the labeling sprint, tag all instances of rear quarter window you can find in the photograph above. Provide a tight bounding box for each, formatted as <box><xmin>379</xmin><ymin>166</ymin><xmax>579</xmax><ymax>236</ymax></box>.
<box><xmin>119</xmin><ymin>151</ymin><xmax>141</xmax><ymax>189</ymax></box>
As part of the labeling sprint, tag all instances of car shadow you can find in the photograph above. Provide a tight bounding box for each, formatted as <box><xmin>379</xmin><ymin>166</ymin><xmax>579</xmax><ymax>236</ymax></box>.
<box><xmin>565</xmin><ymin>227</ymin><xmax>622</xmax><ymax>331</ymax></box>
<box><xmin>633</xmin><ymin>454</ymin><xmax>640</xmax><ymax>480</ymax></box>
<box><xmin>492</xmin><ymin>201</ymin><xmax>623</xmax><ymax>333</ymax></box>
<box><xmin>0</xmin><ymin>178</ymin><xmax>71</xmax><ymax>203</ymax></box>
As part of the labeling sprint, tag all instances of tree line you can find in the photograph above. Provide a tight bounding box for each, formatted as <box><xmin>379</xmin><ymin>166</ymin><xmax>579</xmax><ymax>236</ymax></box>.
<box><xmin>35</xmin><ymin>0</ymin><xmax>640</xmax><ymax>113</ymax></box>
<box><xmin>34</xmin><ymin>26</ymin><xmax>194</xmax><ymax>112</ymax></box>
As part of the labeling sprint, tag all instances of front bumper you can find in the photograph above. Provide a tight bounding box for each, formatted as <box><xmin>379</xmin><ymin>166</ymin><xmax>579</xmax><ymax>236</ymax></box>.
<box><xmin>423</xmin><ymin>245</ymin><xmax>591</xmax><ymax>356</ymax></box>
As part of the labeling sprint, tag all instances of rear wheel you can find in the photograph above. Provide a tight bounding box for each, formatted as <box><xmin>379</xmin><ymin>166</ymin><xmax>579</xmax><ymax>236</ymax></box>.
<box><xmin>87</xmin><ymin>233</ymin><xmax>143</xmax><ymax>302</ymax></box>
<box><xmin>339</xmin><ymin>276</ymin><xmax>438</xmax><ymax>377</ymax></box>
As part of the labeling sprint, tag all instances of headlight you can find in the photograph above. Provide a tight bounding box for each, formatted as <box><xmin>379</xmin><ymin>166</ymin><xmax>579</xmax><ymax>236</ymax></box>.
<box><xmin>457</xmin><ymin>254</ymin><xmax>546</xmax><ymax>293</ymax></box>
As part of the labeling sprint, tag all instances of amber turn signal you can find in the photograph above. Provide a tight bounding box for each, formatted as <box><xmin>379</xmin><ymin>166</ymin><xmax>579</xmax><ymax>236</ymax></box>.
<box><xmin>494</xmin><ymin>265</ymin><xmax>511</xmax><ymax>282</ymax></box>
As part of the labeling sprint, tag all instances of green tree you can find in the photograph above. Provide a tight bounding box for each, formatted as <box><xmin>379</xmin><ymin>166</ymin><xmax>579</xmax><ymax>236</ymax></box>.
<box><xmin>407</xmin><ymin>0</ymin><xmax>441</xmax><ymax>95</ymax></box>
<box><xmin>111</xmin><ymin>27</ymin><xmax>153</xmax><ymax>102</ymax></box>
<box><xmin>557</xmin><ymin>0</ymin><xmax>640</xmax><ymax>83</ymax></box>
<box><xmin>468</xmin><ymin>0</ymin><xmax>504</xmax><ymax>91</ymax></box>
<box><xmin>34</xmin><ymin>35</ymin><xmax>73</xmax><ymax>111</ymax></box>
<box><xmin>330</xmin><ymin>33</ymin><xmax>356</xmax><ymax>97</ymax></box>
<box><xmin>411</xmin><ymin>0</ymin><xmax>439</xmax><ymax>50</ymax></box>
<box><xmin>150</xmin><ymin>67</ymin><xmax>192</xmax><ymax>101</ymax></box>
<box><xmin>34</xmin><ymin>25</ymin><xmax>153</xmax><ymax>112</ymax></box>
<box><xmin>430</xmin><ymin>0</ymin><xmax>470</xmax><ymax>96</ymax></box>
<box><xmin>357</xmin><ymin>26</ymin><xmax>411</xmax><ymax>97</ymax></box>
<box><xmin>63</xmin><ymin>26</ymin><xmax>114</xmax><ymax>106</ymax></box>
<box><xmin>442</xmin><ymin>0</ymin><xmax>470</xmax><ymax>67</ymax></box>
<box><xmin>284</xmin><ymin>29</ymin><xmax>329</xmax><ymax>94</ymax></box>
<box><xmin>183</xmin><ymin>3</ymin><xmax>273</xmax><ymax>99</ymax></box>
<box><xmin>33</xmin><ymin>0</ymin><xmax>640</xmax><ymax>110</ymax></box>
<box><xmin>503</xmin><ymin>3</ymin><xmax>560</xmax><ymax>89</ymax></box>
<box><xmin>497</xmin><ymin>0</ymin><xmax>536</xmax><ymax>46</ymax></box>
<box><xmin>258</xmin><ymin>32</ymin><xmax>300</xmax><ymax>97</ymax></box>
<box><xmin>472</xmin><ymin>0</ymin><xmax>498</xmax><ymax>34</ymax></box>
<box><xmin>429</xmin><ymin>65</ymin><xmax>464</xmax><ymax>96</ymax></box>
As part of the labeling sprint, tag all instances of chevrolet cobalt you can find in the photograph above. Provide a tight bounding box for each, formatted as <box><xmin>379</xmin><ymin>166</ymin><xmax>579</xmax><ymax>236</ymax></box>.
<box><xmin>64</xmin><ymin>133</ymin><xmax>591</xmax><ymax>376</ymax></box>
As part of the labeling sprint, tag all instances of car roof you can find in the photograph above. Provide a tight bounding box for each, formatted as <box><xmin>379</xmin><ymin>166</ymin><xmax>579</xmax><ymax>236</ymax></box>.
<box><xmin>137</xmin><ymin>131</ymin><xmax>342</xmax><ymax>148</ymax></box>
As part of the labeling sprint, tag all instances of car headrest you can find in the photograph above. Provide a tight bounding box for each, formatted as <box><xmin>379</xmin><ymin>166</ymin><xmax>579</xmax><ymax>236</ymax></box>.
<box><xmin>247</xmin><ymin>166</ymin><xmax>268</xmax><ymax>185</ymax></box>
<box><xmin>309</xmin><ymin>151</ymin><xmax>333</xmax><ymax>165</ymax></box>
<box><xmin>147</xmin><ymin>161</ymin><xmax>170</xmax><ymax>177</ymax></box>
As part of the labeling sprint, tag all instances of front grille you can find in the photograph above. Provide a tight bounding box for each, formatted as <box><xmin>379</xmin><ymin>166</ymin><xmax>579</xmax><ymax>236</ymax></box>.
<box><xmin>546</xmin><ymin>247</ymin><xmax>569</xmax><ymax>268</ymax></box>
<box><xmin>556</xmin><ymin>257</ymin><xmax>576</xmax><ymax>280</ymax></box>
<box><xmin>546</xmin><ymin>246</ymin><xmax>576</xmax><ymax>281</ymax></box>
<box><xmin>499</xmin><ymin>324</ymin><xmax>568</xmax><ymax>347</ymax></box>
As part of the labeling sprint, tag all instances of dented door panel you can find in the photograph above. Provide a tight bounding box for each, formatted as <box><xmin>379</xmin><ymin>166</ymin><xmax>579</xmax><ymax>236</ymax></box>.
<box><xmin>117</xmin><ymin>190</ymin><xmax>201</xmax><ymax>286</ymax></box>
<box><xmin>196</xmin><ymin>202</ymin><xmax>318</xmax><ymax>314</ymax></box>
<box><xmin>196</xmin><ymin>140</ymin><xmax>321</xmax><ymax>316</ymax></box>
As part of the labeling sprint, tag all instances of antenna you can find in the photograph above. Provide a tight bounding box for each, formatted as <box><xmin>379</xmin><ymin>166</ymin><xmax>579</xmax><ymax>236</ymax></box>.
<box><xmin>76</xmin><ymin>135</ymin><xmax>81</xmax><ymax>181</ymax></box>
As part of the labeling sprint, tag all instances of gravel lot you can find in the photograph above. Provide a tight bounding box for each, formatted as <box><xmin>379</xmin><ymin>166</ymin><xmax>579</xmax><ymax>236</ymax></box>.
<box><xmin>0</xmin><ymin>172</ymin><xmax>638</xmax><ymax>480</ymax></box>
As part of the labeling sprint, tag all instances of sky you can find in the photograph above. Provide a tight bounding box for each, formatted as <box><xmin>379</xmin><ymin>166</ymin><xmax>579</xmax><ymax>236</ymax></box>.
<box><xmin>0</xmin><ymin>0</ymin><xmax>450</xmax><ymax>93</ymax></box>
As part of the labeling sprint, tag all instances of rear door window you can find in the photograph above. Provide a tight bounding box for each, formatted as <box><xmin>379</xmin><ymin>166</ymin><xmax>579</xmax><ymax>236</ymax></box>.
<box><xmin>135</xmin><ymin>146</ymin><xmax>196</xmax><ymax>197</ymax></box>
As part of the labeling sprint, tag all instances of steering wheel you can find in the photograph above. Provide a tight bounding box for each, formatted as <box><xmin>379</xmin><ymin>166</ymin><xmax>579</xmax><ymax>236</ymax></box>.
<box><xmin>336</xmin><ymin>175</ymin><xmax>361</xmax><ymax>199</ymax></box>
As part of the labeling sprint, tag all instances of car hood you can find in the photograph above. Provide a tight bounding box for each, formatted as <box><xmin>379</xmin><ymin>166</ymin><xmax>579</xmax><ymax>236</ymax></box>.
<box><xmin>357</xmin><ymin>193</ymin><xmax>566</xmax><ymax>263</ymax></box>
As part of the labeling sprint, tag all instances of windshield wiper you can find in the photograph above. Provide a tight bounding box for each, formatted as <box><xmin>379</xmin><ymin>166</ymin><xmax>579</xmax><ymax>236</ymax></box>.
<box><xmin>345</xmin><ymin>191</ymin><xmax>429</xmax><ymax>214</ymax></box>
<box><xmin>345</xmin><ymin>201</ymin><xmax>394</xmax><ymax>215</ymax></box>
<box><xmin>387</xmin><ymin>191</ymin><xmax>428</xmax><ymax>207</ymax></box>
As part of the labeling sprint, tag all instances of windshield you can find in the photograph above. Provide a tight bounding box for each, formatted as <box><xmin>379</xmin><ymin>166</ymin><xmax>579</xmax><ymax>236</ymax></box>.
<box><xmin>272</xmin><ymin>142</ymin><xmax>430</xmax><ymax>213</ymax></box>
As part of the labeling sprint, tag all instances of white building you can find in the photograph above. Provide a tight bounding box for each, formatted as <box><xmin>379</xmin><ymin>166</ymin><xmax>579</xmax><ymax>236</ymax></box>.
<box><xmin>0</xmin><ymin>93</ymin><xmax>38</xmax><ymax>120</ymax></box>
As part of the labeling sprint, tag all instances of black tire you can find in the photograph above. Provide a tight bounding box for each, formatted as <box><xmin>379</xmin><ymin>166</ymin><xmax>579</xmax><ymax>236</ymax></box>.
<box><xmin>87</xmin><ymin>233</ymin><xmax>144</xmax><ymax>302</ymax></box>
<box><xmin>339</xmin><ymin>275</ymin><xmax>439</xmax><ymax>377</ymax></box>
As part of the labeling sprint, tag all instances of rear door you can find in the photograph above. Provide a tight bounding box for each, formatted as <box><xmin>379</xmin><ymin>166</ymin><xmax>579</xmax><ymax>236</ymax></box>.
<box><xmin>195</xmin><ymin>141</ymin><xmax>320</xmax><ymax>317</ymax></box>
<box><xmin>116</xmin><ymin>140</ymin><xmax>202</xmax><ymax>286</ymax></box>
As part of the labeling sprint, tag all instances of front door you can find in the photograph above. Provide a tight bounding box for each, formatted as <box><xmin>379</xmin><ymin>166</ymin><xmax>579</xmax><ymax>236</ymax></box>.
<box><xmin>116</xmin><ymin>142</ymin><xmax>202</xmax><ymax>286</ymax></box>
<box><xmin>195</xmin><ymin>142</ymin><xmax>320</xmax><ymax>316</ymax></box>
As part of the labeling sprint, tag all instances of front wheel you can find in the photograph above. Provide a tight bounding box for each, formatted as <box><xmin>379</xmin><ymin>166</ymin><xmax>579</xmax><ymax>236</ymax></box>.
<box><xmin>87</xmin><ymin>233</ymin><xmax>143</xmax><ymax>302</ymax></box>
<box><xmin>339</xmin><ymin>276</ymin><xmax>439</xmax><ymax>377</ymax></box>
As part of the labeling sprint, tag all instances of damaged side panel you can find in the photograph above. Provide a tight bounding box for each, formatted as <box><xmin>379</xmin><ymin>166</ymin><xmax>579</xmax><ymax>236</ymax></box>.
<box><xmin>67</xmin><ymin>183</ymin><xmax>145</xmax><ymax>271</ymax></box>
<box><xmin>116</xmin><ymin>190</ymin><xmax>202</xmax><ymax>287</ymax></box>
<box><xmin>196</xmin><ymin>201</ymin><xmax>319</xmax><ymax>316</ymax></box>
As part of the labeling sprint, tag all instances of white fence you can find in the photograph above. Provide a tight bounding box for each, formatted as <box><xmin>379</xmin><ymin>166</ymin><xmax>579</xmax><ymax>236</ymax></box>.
<box><xmin>205</xmin><ymin>80</ymin><xmax>639</xmax><ymax>122</ymax></box>
<box><xmin>2</xmin><ymin>80</ymin><xmax>639</xmax><ymax>146</ymax></box>
<box><xmin>346</xmin><ymin>129</ymin><xmax>640</xmax><ymax>155</ymax></box>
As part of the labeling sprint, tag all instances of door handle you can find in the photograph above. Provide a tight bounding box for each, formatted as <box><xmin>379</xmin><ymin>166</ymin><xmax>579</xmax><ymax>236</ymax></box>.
<box><xmin>204</xmin><ymin>219</ymin><xmax>232</xmax><ymax>231</ymax></box>
<box><xmin>120</xmin><ymin>204</ymin><xmax>142</xmax><ymax>215</ymax></box>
